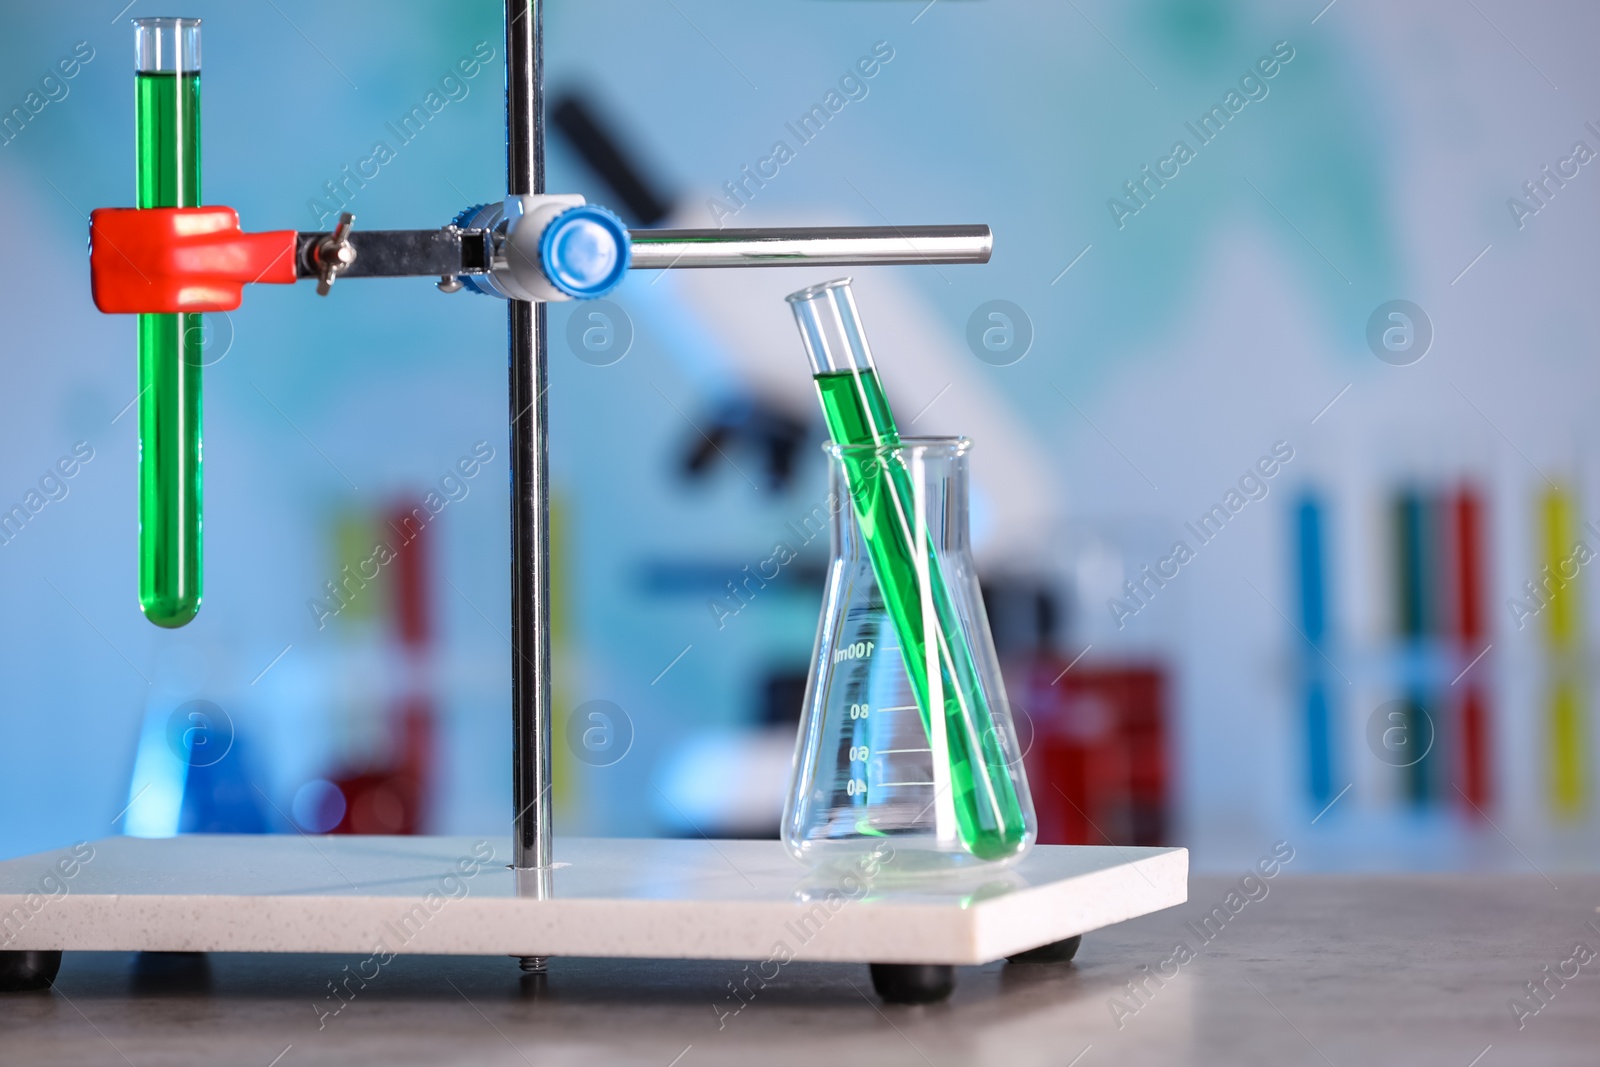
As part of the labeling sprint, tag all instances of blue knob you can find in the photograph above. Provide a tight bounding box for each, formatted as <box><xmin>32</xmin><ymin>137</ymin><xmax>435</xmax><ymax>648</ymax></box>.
<box><xmin>539</xmin><ymin>204</ymin><xmax>631</xmax><ymax>299</ymax></box>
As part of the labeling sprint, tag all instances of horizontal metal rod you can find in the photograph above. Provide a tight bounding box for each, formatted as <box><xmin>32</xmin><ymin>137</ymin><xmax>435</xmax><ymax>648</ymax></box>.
<box><xmin>627</xmin><ymin>225</ymin><xmax>992</xmax><ymax>269</ymax></box>
<box><xmin>290</xmin><ymin>224</ymin><xmax>991</xmax><ymax>281</ymax></box>
<box><xmin>296</xmin><ymin>229</ymin><xmax>491</xmax><ymax>279</ymax></box>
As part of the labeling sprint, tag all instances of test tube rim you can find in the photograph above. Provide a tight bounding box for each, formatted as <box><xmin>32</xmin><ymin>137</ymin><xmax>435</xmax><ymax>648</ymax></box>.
<box><xmin>785</xmin><ymin>276</ymin><xmax>855</xmax><ymax>304</ymax></box>
<box><xmin>133</xmin><ymin>17</ymin><xmax>201</xmax><ymax>74</ymax></box>
<box><xmin>788</xmin><ymin>276</ymin><xmax>875</xmax><ymax>376</ymax></box>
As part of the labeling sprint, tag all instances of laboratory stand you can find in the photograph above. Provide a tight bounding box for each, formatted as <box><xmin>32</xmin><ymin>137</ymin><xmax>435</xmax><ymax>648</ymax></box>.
<box><xmin>2</xmin><ymin>1</ymin><xmax>1188</xmax><ymax>1003</ymax></box>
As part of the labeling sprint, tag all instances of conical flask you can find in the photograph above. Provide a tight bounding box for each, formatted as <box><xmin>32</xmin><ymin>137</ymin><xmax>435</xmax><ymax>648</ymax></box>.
<box><xmin>782</xmin><ymin>436</ymin><xmax>1036</xmax><ymax>873</ymax></box>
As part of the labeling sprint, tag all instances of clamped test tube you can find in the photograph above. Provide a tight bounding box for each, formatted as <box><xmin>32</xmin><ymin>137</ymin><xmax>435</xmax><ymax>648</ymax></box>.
<box><xmin>134</xmin><ymin>18</ymin><xmax>203</xmax><ymax>627</ymax></box>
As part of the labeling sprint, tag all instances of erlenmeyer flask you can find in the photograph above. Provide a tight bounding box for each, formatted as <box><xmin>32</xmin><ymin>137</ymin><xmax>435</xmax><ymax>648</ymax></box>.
<box><xmin>782</xmin><ymin>436</ymin><xmax>1035</xmax><ymax>874</ymax></box>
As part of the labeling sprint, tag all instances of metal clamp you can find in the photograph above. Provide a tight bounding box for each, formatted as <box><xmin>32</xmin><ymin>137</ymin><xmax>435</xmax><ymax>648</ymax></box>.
<box><xmin>457</xmin><ymin>195</ymin><xmax>632</xmax><ymax>303</ymax></box>
<box><xmin>314</xmin><ymin>212</ymin><xmax>358</xmax><ymax>295</ymax></box>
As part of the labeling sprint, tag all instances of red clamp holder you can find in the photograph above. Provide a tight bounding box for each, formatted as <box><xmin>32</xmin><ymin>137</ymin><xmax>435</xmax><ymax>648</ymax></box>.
<box><xmin>90</xmin><ymin>205</ymin><xmax>298</xmax><ymax>314</ymax></box>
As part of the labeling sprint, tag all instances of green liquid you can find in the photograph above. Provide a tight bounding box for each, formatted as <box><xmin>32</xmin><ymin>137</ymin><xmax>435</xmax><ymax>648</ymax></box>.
<box><xmin>814</xmin><ymin>369</ymin><xmax>1026</xmax><ymax>860</ymax></box>
<box><xmin>136</xmin><ymin>72</ymin><xmax>202</xmax><ymax>627</ymax></box>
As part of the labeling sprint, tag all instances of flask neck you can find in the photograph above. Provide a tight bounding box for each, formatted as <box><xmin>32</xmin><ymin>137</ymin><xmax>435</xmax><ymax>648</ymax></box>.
<box><xmin>828</xmin><ymin>446</ymin><xmax>971</xmax><ymax>560</ymax></box>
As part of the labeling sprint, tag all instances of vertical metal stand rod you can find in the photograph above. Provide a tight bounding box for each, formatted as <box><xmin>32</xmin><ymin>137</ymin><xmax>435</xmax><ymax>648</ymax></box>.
<box><xmin>507</xmin><ymin>0</ymin><xmax>552</xmax><ymax>874</ymax></box>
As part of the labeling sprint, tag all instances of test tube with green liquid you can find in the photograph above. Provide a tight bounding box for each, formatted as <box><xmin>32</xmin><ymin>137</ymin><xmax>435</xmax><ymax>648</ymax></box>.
<box><xmin>788</xmin><ymin>279</ymin><xmax>1027</xmax><ymax>860</ymax></box>
<box><xmin>134</xmin><ymin>18</ymin><xmax>202</xmax><ymax>627</ymax></box>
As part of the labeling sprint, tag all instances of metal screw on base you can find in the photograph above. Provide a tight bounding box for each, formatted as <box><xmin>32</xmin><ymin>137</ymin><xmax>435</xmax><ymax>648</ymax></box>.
<box><xmin>518</xmin><ymin>956</ymin><xmax>548</xmax><ymax>973</ymax></box>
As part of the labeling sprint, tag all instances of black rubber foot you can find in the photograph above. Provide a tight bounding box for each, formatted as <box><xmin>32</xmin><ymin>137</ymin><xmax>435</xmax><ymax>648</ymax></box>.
<box><xmin>0</xmin><ymin>950</ymin><xmax>62</xmax><ymax>992</ymax></box>
<box><xmin>869</xmin><ymin>963</ymin><xmax>955</xmax><ymax>1004</ymax></box>
<box><xmin>1006</xmin><ymin>934</ymin><xmax>1082</xmax><ymax>965</ymax></box>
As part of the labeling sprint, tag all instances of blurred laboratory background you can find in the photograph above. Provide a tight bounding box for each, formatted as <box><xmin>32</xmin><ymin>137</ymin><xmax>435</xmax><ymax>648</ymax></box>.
<box><xmin>2</xmin><ymin>0</ymin><xmax>1597</xmax><ymax>872</ymax></box>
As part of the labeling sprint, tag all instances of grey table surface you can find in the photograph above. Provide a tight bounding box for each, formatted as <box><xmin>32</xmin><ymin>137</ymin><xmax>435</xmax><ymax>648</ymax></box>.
<box><xmin>2</xmin><ymin>874</ymin><xmax>1596</xmax><ymax>1066</ymax></box>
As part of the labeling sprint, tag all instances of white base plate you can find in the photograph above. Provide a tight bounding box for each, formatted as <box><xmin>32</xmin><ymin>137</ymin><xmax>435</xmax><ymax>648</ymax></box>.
<box><xmin>0</xmin><ymin>835</ymin><xmax>1186</xmax><ymax>965</ymax></box>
